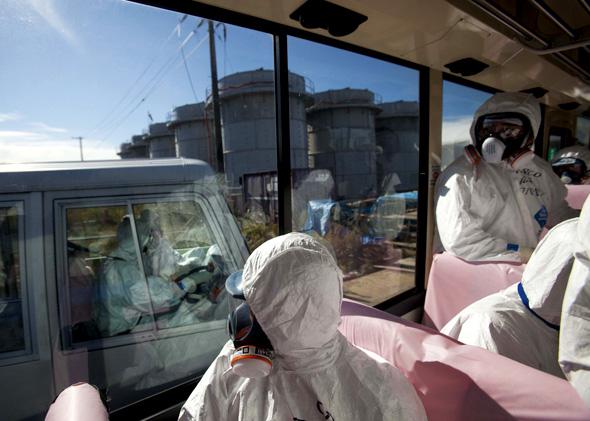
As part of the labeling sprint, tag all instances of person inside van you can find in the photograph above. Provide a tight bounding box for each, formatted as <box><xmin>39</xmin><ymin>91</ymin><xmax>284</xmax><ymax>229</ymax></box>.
<box><xmin>434</xmin><ymin>92</ymin><xmax>577</xmax><ymax>263</ymax></box>
<box><xmin>179</xmin><ymin>232</ymin><xmax>426</xmax><ymax>421</ymax></box>
<box><xmin>136</xmin><ymin>209</ymin><xmax>227</xmax><ymax>304</ymax></box>
<box><xmin>441</xmin><ymin>215</ymin><xmax>577</xmax><ymax>377</ymax></box>
<box><xmin>92</xmin><ymin>216</ymin><xmax>203</xmax><ymax>337</ymax></box>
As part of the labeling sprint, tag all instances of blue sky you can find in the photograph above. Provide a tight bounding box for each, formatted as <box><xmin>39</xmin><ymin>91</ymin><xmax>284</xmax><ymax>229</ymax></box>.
<box><xmin>0</xmin><ymin>0</ymin><xmax>483</xmax><ymax>163</ymax></box>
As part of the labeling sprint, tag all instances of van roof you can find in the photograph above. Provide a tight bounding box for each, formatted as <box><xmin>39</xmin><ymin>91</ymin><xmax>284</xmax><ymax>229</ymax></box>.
<box><xmin>0</xmin><ymin>158</ymin><xmax>215</xmax><ymax>193</ymax></box>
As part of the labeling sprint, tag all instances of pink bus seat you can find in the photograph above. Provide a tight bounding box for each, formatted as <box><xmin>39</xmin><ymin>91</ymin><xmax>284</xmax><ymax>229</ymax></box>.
<box><xmin>566</xmin><ymin>184</ymin><xmax>590</xmax><ymax>210</ymax></box>
<box><xmin>45</xmin><ymin>382</ymin><xmax>108</xmax><ymax>421</ymax></box>
<box><xmin>422</xmin><ymin>252</ymin><xmax>524</xmax><ymax>330</ymax></box>
<box><xmin>340</xmin><ymin>299</ymin><xmax>590</xmax><ymax>421</ymax></box>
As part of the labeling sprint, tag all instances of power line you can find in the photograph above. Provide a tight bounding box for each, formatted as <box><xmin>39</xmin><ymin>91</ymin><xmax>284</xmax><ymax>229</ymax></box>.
<box><xmin>85</xmin><ymin>15</ymin><xmax>188</xmax><ymax>140</ymax></box>
<box><xmin>93</xmin><ymin>33</ymin><xmax>208</xmax><ymax>148</ymax></box>
<box><xmin>181</xmin><ymin>46</ymin><xmax>200</xmax><ymax>103</ymax></box>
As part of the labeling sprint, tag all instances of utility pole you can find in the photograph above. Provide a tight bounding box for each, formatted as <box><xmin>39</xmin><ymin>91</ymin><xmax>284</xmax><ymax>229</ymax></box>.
<box><xmin>72</xmin><ymin>136</ymin><xmax>84</xmax><ymax>161</ymax></box>
<box><xmin>208</xmin><ymin>20</ymin><xmax>224</xmax><ymax>173</ymax></box>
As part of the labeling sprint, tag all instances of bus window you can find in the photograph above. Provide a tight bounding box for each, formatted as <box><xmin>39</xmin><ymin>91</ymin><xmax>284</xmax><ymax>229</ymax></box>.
<box><xmin>0</xmin><ymin>204</ymin><xmax>28</xmax><ymax>357</ymax></box>
<box><xmin>288</xmin><ymin>37</ymin><xmax>420</xmax><ymax>307</ymax></box>
<box><xmin>441</xmin><ymin>80</ymin><xmax>493</xmax><ymax>169</ymax></box>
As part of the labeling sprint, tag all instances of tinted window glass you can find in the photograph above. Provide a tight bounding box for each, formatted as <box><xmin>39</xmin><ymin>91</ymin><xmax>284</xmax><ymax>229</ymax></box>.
<box><xmin>0</xmin><ymin>205</ymin><xmax>26</xmax><ymax>355</ymax></box>
<box><xmin>576</xmin><ymin>116</ymin><xmax>590</xmax><ymax>147</ymax></box>
<box><xmin>442</xmin><ymin>80</ymin><xmax>492</xmax><ymax>169</ymax></box>
<box><xmin>63</xmin><ymin>197</ymin><xmax>233</xmax><ymax>409</ymax></box>
<box><xmin>288</xmin><ymin>38</ymin><xmax>420</xmax><ymax>306</ymax></box>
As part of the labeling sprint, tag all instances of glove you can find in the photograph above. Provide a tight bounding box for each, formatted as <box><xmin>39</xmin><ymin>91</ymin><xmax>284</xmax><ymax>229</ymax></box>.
<box><xmin>178</xmin><ymin>278</ymin><xmax>197</xmax><ymax>294</ymax></box>
<box><xmin>519</xmin><ymin>246</ymin><xmax>534</xmax><ymax>264</ymax></box>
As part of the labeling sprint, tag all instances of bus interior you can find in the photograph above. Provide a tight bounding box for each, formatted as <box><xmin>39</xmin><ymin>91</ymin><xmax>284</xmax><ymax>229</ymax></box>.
<box><xmin>2</xmin><ymin>0</ymin><xmax>590</xmax><ymax>419</ymax></box>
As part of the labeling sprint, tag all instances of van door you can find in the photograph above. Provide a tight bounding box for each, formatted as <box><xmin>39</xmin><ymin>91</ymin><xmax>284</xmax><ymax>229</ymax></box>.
<box><xmin>50</xmin><ymin>192</ymin><xmax>244</xmax><ymax>412</ymax></box>
<box><xmin>0</xmin><ymin>193</ymin><xmax>54</xmax><ymax>420</ymax></box>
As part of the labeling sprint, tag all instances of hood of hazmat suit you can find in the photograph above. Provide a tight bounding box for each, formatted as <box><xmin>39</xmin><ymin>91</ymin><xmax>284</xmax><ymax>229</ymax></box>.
<box><xmin>435</xmin><ymin>92</ymin><xmax>577</xmax><ymax>262</ymax></box>
<box><xmin>441</xmin><ymin>216</ymin><xmax>577</xmax><ymax>377</ymax></box>
<box><xmin>555</xmin><ymin>145</ymin><xmax>590</xmax><ymax>169</ymax></box>
<box><xmin>469</xmin><ymin>92</ymin><xmax>541</xmax><ymax>148</ymax></box>
<box><xmin>559</xmin><ymin>196</ymin><xmax>590</xmax><ymax>406</ymax></box>
<box><xmin>553</xmin><ymin>145</ymin><xmax>590</xmax><ymax>184</ymax></box>
<box><xmin>179</xmin><ymin>232</ymin><xmax>426</xmax><ymax>421</ymax></box>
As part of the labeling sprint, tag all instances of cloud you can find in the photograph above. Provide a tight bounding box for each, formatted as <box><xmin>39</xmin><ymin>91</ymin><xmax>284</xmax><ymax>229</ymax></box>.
<box><xmin>442</xmin><ymin>116</ymin><xmax>473</xmax><ymax>145</ymax></box>
<box><xmin>0</xmin><ymin>112</ymin><xmax>22</xmax><ymax>123</ymax></box>
<box><xmin>0</xmin><ymin>136</ymin><xmax>118</xmax><ymax>163</ymax></box>
<box><xmin>0</xmin><ymin>130</ymin><xmax>48</xmax><ymax>141</ymax></box>
<box><xmin>28</xmin><ymin>0</ymin><xmax>78</xmax><ymax>47</ymax></box>
<box><xmin>29</xmin><ymin>122</ymin><xmax>68</xmax><ymax>133</ymax></box>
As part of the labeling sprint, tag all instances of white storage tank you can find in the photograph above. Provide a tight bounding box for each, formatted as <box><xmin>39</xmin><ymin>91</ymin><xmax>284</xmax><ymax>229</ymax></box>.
<box><xmin>146</xmin><ymin>123</ymin><xmax>176</xmax><ymax>158</ymax></box>
<box><xmin>168</xmin><ymin>102</ymin><xmax>212</xmax><ymax>162</ymax></box>
<box><xmin>217</xmin><ymin>69</ymin><xmax>310</xmax><ymax>187</ymax></box>
<box><xmin>118</xmin><ymin>134</ymin><xmax>149</xmax><ymax>159</ymax></box>
<box><xmin>307</xmin><ymin>88</ymin><xmax>381</xmax><ymax>200</ymax></box>
<box><xmin>375</xmin><ymin>101</ymin><xmax>419</xmax><ymax>192</ymax></box>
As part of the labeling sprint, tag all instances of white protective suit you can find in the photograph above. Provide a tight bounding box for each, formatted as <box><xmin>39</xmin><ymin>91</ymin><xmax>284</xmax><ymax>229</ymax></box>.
<box><xmin>559</xmin><ymin>196</ymin><xmax>590</xmax><ymax>406</ymax></box>
<box><xmin>441</xmin><ymin>217</ymin><xmax>578</xmax><ymax>377</ymax></box>
<box><xmin>435</xmin><ymin>92</ymin><xmax>577</xmax><ymax>262</ymax></box>
<box><xmin>93</xmin><ymin>218</ymin><xmax>220</xmax><ymax>337</ymax></box>
<box><xmin>179</xmin><ymin>233</ymin><xmax>426</xmax><ymax>421</ymax></box>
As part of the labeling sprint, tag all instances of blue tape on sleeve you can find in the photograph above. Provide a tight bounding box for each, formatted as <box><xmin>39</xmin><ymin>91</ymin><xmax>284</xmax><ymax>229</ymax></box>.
<box><xmin>506</xmin><ymin>243</ymin><xmax>519</xmax><ymax>252</ymax></box>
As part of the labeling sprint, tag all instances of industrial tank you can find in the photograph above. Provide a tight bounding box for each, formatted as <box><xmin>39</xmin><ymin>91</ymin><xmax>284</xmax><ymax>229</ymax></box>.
<box><xmin>118</xmin><ymin>134</ymin><xmax>149</xmax><ymax>159</ymax></box>
<box><xmin>375</xmin><ymin>101</ymin><xmax>419</xmax><ymax>192</ymax></box>
<box><xmin>146</xmin><ymin>122</ymin><xmax>175</xmax><ymax>158</ymax></box>
<box><xmin>168</xmin><ymin>102</ymin><xmax>212</xmax><ymax>162</ymax></box>
<box><xmin>307</xmin><ymin>88</ymin><xmax>381</xmax><ymax>200</ymax></box>
<box><xmin>217</xmin><ymin>69</ymin><xmax>310</xmax><ymax>187</ymax></box>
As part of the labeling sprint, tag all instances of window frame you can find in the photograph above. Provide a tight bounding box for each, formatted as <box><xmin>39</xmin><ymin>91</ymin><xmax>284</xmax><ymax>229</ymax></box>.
<box><xmin>56</xmin><ymin>192</ymin><xmax>237</xmax><ymax>351</ymax></box>
<box><xmin>0</xmin><ymin>198</ymin><xmax>35</xmax><ymax>365</ymax></box>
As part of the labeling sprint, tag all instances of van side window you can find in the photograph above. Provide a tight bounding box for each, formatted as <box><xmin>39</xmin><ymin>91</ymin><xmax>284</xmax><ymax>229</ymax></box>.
<box><xmin>64</xmin><ymin>199</ymin><xmax>230</xmax><ymax>345</ymax></box>
<box><xmin>66</xmin><ymin>205</ymin><xmax>128</xmax><ymax>342</ymax></box>
<box><xmin>131</xmin><ymin>200</ymin><xmax>229</xmax><ymax>330</ymax></box>
<box><xmin>0</xmin><ymin>205</ymin><xmax>26</xmax><ymax>355</ymax></box>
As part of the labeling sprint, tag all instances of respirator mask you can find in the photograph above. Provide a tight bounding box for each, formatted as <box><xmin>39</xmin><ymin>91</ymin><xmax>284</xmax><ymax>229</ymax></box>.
<box><xmin>470</xmin><ymin>112</ymin><xmax>534</xmax><ymax>169</ymax></box>
<box><xmin>225</xmin><ymin>271</ymin><xmax>274</xmax><ymax>378</ymax></box>
<box><xmin>552</xmin><ymin>157</ymin><xmax>587</xmax><ymax>185</ymax></box>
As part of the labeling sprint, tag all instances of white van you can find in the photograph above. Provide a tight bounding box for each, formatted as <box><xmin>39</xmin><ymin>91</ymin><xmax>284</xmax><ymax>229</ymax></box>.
<box><xmin>0</xmin><ymin>159</ymin><xmax>248</xmax><ymax>420</ymax></box>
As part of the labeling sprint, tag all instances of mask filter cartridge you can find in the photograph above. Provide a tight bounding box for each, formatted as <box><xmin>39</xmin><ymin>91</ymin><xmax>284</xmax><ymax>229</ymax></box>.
<box><xmin>227</xmin><ymin>300</ymin><xmax>274</xmax><ymax>379</ymax></box>
<box><xmin>230</xmin><ymin>346</ymin><xmax>273</xmax><ymax>378</ymax></box>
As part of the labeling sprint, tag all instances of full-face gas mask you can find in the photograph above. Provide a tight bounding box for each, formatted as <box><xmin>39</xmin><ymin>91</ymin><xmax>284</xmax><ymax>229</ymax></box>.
<box><xmin>467</xmin><ymin>112</ymin><xmax>534</xmax><ymax>169</ymax></box>
<box><xmin>225</xmin><ymin>271</ymin><xmax>274</xmax><ymax>378</ymax></box>
<box><xmin>552</xmin><ymin>157</ymin><xmax>588</xmax><ymax>184</ymax></box>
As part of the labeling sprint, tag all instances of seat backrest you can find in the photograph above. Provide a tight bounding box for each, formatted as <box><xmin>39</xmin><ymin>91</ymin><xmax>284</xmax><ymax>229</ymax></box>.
<box><xmin>340</xmin><ymin>299</ymin><xmax>590</xmax><ymax>421</ymax></box>
<box><xmin>422</xmin><ymin>252</ymin><xmax>524</xmax><ymax>330</ymax></box>
<box><xmin>45</xmin><ymin>383</ymin><xmax>108</xmax><ymax>421</ymax></box>
<box><xmin>566</xmin><ymin>184</ymin><xmax>590</xmax><ymax>210</ymax></box>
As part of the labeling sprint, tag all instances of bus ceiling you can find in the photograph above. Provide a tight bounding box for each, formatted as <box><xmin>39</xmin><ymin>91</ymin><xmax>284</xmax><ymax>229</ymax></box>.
<box><xmin>179</xmin><ymin>0</ymin><xmax>590</xmax><ymax>112</ymax></box>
